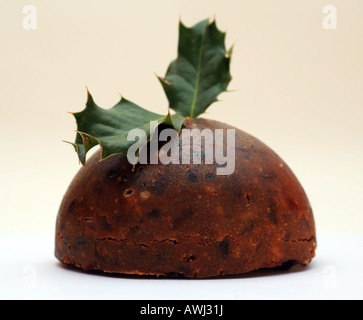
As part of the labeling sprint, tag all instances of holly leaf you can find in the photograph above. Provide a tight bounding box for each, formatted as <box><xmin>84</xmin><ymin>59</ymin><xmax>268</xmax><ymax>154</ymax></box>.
<box><xmin>67</xmin><ymin>90</ymin><xmax>185</xmax><ymax>165</ymax></box>
<box><xmin>67</xmin><ymin>18</ymin><xmax>233</xmax><ymax>166</ymax></box>
<box><xmin>159</xmin><ymin>18</ymin><xmax>232</xmax><ymax>118</ymax></box>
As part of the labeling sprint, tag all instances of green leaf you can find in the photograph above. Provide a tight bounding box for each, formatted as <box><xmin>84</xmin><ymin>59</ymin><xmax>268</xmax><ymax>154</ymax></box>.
<box><xmin>67</xmin><ymin>18</ymin><xmax>233</xmax><ymax>166</ymax></box>
<box><xmin>68</xmin><ymin>90</ymin><xmax>185</xmax><ymax>165</ymax></box>
<box><xmin>159</xmin><ymin>18</ymin><xmax>232</xmax><ymax>118</ymax></box>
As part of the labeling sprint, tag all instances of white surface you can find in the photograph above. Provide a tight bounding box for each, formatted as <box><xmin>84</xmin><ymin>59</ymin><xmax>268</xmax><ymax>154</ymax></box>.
<box><xmin>1</xmin><ymin>233</ymin><xmax>362</xmax><ymax>300</ymax></box>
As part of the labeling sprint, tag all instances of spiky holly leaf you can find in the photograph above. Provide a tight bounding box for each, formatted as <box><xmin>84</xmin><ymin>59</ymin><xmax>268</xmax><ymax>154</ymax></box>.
<box><xmin>67</xmin><ymin>18</ymin><xmax>233</xmax><ymax>166</ymax></box>
<box><xmin>159</xmin><ymin>19</ymin><xmax>232</xmax><ymax>118</ymax></box>
<box><xmin>67</xmin><ymin>90</ymin><xmax>185</xmax><ymax>165</ymax></box>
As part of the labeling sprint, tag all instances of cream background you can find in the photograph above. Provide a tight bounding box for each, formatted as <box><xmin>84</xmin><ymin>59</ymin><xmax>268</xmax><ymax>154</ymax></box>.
<box><xmin>0</xmin><ymin>0</ymin><xmax>362</xmax><ymax>235</ymax></box>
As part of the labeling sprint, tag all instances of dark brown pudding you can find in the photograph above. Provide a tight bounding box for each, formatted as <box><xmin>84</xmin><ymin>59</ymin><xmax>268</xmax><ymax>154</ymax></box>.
<box><xmin>55</xmin><ymin>118</ymin><xmax>316</xmax><ymax>278</ymax></box>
